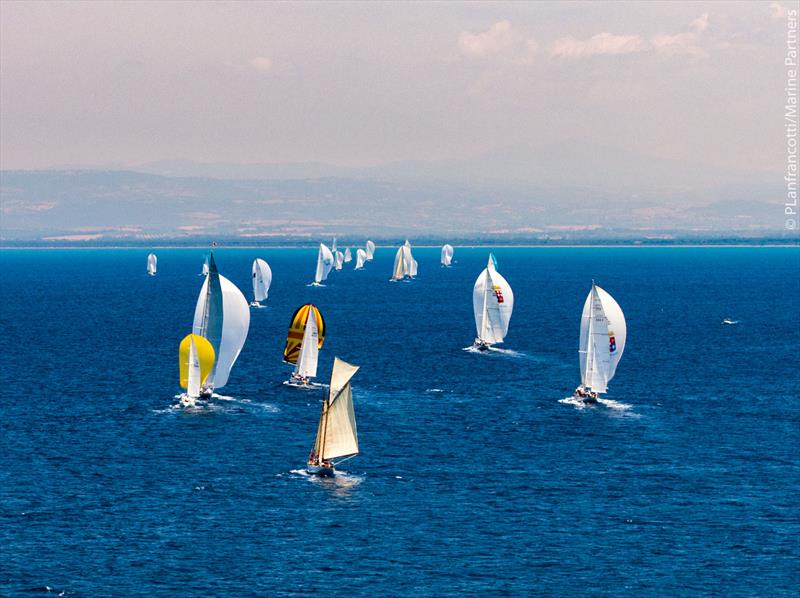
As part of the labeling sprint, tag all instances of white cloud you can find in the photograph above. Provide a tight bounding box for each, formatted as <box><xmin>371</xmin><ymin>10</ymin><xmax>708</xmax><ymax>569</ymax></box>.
<box><xmin>458</xmin><ymin>20</ymin><xmax>537</xmax><ymax>62</ymax></box>
<box><xmin>249</xmin><ymin>56</ymin><xmax>273</xmax><ymax>72</ymax></box>
<box><xmin>690</xmin><ymin>13</ymin><xmax>709</xmax><ymax>33</ymax></box>
<box><xmin>551</xmin><ymin>32</ymin><xmax>646</xmax><ymax>58</ymax></box>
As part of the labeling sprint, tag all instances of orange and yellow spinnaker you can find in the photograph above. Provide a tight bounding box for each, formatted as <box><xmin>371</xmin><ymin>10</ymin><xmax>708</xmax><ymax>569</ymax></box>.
<box><xmin>179</xmin><ymin>333</ymin><xmax>216</xmax><ymax>389</ymax></box>
<box><xmin>283</xmin><ymin>303</ymin><xmax>325</xmax><ymax>364</ymax></box>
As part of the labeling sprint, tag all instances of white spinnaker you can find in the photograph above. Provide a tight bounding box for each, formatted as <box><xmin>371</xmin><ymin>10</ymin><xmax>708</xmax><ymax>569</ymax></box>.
<box><xmin>472</xmin><ymin>254</ymin><xmax>514</xmax><ymax>344</ymax></box>
<box><xmin>315</xmin><ymin>244</ymin><xmax>334</xmax><ymax>283</ymax></box>
<box><xmin>334</xmin><ymin>251</ymin><xmax>344</xmax><ymax>271</ymax></box>
<box><xmin>355</xmin><ymin>249</ymin><xmax>367</xmax><ymax>269</ymax></box>
<box><xmin>192</xmin><ymin>260</ymin><xmax>250</xmax><ymax>389</ymax></box>
<box><xmin>365</xmin><ymin>240</ymin><xmax>375</xmax><ymax>260</ymax></box>
<box><xmin>391</xmin><ymin>246</ymin><xmax>406</xmax><ymax>280</ymax></box>
<box><xmin>295</xmin><ymin>308</ymin><xmax>319</xmax><ymax>378</ymax></box>
<box><xmin>441</xmin><ymin>244</ymin><xmax>454</xmax><ymax>266</ymax></box>
<box><xmin>147</xmin><ymin>253</ymin><xmax>157</xmax><ymax>275</ymax></box>
<box><xmin>344</xmin><ymin>248</ymin><xmax>352</xmax><ymax>263</ymax></box>
<box><xmin>579</xmin><ymin>284</ymin><xmax>626</xmax><ymax>392</ymax></box>
<box><xmin>187</xmin><ymin>337</ymin><xmax>201</xmax><ymax>399</ymax></box>
<box><xmin>314</xmin><ymin>358</ymin><xmax>359</xmax><ymax>461</ymax></box>
<box><xmin>252</xmin><ymin>258</ymin><xmax>272</xmax><ymax>302</ymax></box>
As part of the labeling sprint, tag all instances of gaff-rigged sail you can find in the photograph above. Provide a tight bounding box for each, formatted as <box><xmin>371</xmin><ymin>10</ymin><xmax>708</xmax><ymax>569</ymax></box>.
<box><xmin>252</xmin><ymin>258</ymin><xmax>272</xmax><ymax>302</ymax></box>
<box><xmin>472</xmin><ymin>254</ymin><xmax>514</xmax><ymax>344</ymax></box>
<box><xmin>334</xmin><ymin>250</ymin><xmax>344</xmax><ymax>271</ymax></box>
<box><xmin>147</xmin><ymin>253</ymin><xmax>157</xmax><ymax>275</ymax></box>
<box><xmin>191</xmin><ymin>253</ymin><xmax>250</xmax><ymax>389</ymax></box>
<box><xmin>283</xmin><ymin>304</ymin><xmax>326</xmax><ymax>365</ymax></box>
<box><xmin>313</xmin><ymin>358</ymin><xmax>359</xmax><ymax>462</ymax></box>
<box><xmin>365</xmin><ymin>240</ymin><xmax>375</xmax><ymax>261</ymax></box>
<box><xmin>441</xmin><ymin>244</ymin><xmax>454</xmax><ymax>266</ymax></box>
<box><xmin>355</xmin><ymin>248</ymin><xmax>367</xmax><ymax>270</ymax></box>
<box><xmin>344</xmin><ymin>248</ymin><xmax>352</xmax><ymax>263</ymax></box>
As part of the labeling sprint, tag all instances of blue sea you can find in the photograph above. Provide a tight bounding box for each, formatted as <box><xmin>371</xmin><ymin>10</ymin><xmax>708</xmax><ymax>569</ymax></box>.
<box><xmin>1</xmin><ymin>247</ymin><xmax>798</xmax><ymax>596</ymax></box>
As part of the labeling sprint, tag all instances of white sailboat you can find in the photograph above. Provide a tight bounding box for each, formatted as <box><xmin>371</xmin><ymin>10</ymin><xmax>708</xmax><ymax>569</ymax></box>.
<box><xmin>472</xmin><ymin>254</ymin><xmax>514</xmax><ymax>350</ymax></box>
<box><xmin>574</xmin><ymin>282</ymin><xmax>626</xmax><ymax>403</ymax></box>
<box><xmin>179</xmin><ymin>333</ymin><xmax>215</xmax><ymax>407</ymax></box>
<box><xmin>354</xmin><ymin>248</ymin><xmax>367</xmax><ymax>270</ymax></box>
<box><xmin>313</xmin><ymin>243</ymin><xmax>335</xmax><ymax>285</ymax></box>
<box><xmin>344</xmin><ymin>248</ymin><xmax>352</xmax><ymax>263</ymax></box>
<box><xmin>181</xmin><ymin>337</ymin><xmax>201</xmax><ymax>407</ymax></box>
<box><xmin>283</xmin><ymin>304</ymin><xmax>325</xmax><ymax>387</ymax></box>
<box><xmin>291</xmin><ymin>308</ymin><xmax>320</xmax><ymax>386</ymax></box>
<box><xmin>441</xmin><ymin>244</ymin><xmax>454</xmax><ymax>267</ymax></box>
<box><xmin>250</xmin><ymin>258</ymin><xmax>272</xmax><ymax>307</ymax></box>
<box><xmin>365</xmin><ymin>240</ymin><xmax>375</xmax><ymax>261</ymax></box>
<box><xmin>147</xmin><ymin>253</ymin><xmax>157</xmax><ymax>276</ymax></box>
<box><xmin>192</xmin><ymin>253</ymin><xmax>250</xmax><ymax>397</ymax></box>
<box><xmin>307</xmin><ymin>357</ymin><xmax>360</xmax><ymax>477</ymax></box>
<box><xmin>334</xmin><ymin>250</ymin><xmax>345</xmax><ymax>271</ymax></box>
<box><xmin>200</xmin><ymin>255</ymin><xmax>209</xmax><ymax>276</ymax></box>
<box><xmin>390</xmin><ymin>240</ymin><xmax>417</xmax><ymax>281</ymax></box>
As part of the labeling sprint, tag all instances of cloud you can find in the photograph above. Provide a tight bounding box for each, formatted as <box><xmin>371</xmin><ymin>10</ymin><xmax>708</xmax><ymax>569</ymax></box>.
<box><xmin>551</xmin><ymin>32</ymin><xmax>646</xmax><ymax>58</ymax></box>
<box><xmin>458</xmin><ymin>20</ymin><xmax>537</xmax><ymax>63</ymax></box>
<box><xmin>42</xmin><ymin>234</ymin><xmax>103</xmax><ymax>241</ymax></box>
<box><xmin>770</xmin><ymin>2</ymin><xmax>787</xmax><ymax>19</ymax></box>
<box><xmin>248</xmin><ymin>56</ymin><xmax>273</xmax><ymax>72</ymax></box>
<box><xmin>690</xmin><ymin>13</ymin><xmax>709</xmax><ymax>33</ymax></box>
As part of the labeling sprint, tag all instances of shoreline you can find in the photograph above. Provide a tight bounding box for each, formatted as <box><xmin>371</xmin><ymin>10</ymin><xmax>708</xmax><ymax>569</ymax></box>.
<box><xmin>1</xmin><ymin>243</ymin><xmax>798</xmax><ymax>250</ymax></box>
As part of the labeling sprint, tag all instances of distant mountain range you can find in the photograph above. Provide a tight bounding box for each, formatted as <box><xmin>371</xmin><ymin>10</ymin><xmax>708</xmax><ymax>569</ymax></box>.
<box><xmin>0</xmin><ymin>145</ymin><xmax>790</xmax><ymax>243</ymax></box>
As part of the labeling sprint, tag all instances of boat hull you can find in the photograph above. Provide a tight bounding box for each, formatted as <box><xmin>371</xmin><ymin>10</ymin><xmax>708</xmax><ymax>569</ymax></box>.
<box><xmin>307</xmin><ymin>464</ymin><xmax>335</xmax><ymax>477</ymax></box>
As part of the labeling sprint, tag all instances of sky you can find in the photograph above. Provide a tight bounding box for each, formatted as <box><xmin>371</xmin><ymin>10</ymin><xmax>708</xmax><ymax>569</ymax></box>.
<box><xmin>0</xmin><ymin>0</ymin><xmax>790</xmax><ymax>175</ymax></box>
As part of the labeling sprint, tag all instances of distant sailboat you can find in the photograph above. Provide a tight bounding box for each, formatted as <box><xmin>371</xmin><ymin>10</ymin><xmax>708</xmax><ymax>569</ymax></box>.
<box><xmin>354</xmin><ymin>248</ymin><xmax>367</xmax><ymax>270</ymax></box>
<box><xmin>344</xmin><ymin>248</ymin><xmax>352</xmax><ymax>263</ymax></box>
<box><xmin>390</xmin><ymin>240</ymin><xmax>417</xmax><ymax>281</ymax></box>
<box><xmin>307</xmin><ymin>357</ymin><xmax>360</xmax><ymax>477</ymax></box>
<box><xmin>365</xmin><ymin>240</ymin><xmax>375</xmax><ymax>261</ymax></box>
<box><xmin>472</xmin><ymin>254</ymin><xmax>514</xmax><ymax>350</ymax></box>
<box><xmin>574</xmin><ymin>282</ymin><xmax>627</xmax><ymax>403</ymax></box>
<box><xmin>283</xmin><ymin>304</ymin><xmax>326</xmax><ymax>387</ymax></box>
<box><xmin>313</xmin><ymin>243</ymin><xmax>334</xmax><ymax>285</ymax></box>
<box><xmin>178</xmin><ymin>333</ymin><xmax>215</xmax><ymax>407</ymax></box>
<box><xmin>192</xmin><ymin>253</ymin><xmax>250</xmax><ymax>397</ymax></box>
<box><xmin>147</xmin><ymin>253</ymin><xmax>157</xmax><ymax>276</ymax></box>
<box><xmin>334</xmin><ymin>250</ymin><xmax>345</xmax><ymax>271</ymax></box>
<box><xmin>200</xmin><ymin>254</ymin><xmax>209</xmax><ymax>276</ymax></box>
<box><xmin>251</xmin><ymin>258</ymin><xmax>272</xmax><ymax>307</ymax></box>
<box><xmin>441</xmin><ymin>244</ymin><xmax>454</xmax><ymax>267</ymax></box>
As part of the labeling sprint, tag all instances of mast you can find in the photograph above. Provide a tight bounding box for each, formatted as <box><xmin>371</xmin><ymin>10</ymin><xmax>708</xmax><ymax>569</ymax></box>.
<box><xmin>319</xmin><ymin>390</ymin><xmax>330</xmax><ymax>465</ymax></box>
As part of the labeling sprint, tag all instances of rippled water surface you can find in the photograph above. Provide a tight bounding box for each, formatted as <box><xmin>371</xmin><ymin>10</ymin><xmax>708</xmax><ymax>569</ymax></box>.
<box><xmin>1</xmin><ymin>247</ymin><xmax>798</xmax><ymax>595</ymax></box>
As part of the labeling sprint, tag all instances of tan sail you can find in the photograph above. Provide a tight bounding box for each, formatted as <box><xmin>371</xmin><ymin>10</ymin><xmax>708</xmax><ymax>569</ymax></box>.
<box><xmin>313</xmin><ymin>357</ymin><xmax>360</xmax><ymax>462</ymax></box>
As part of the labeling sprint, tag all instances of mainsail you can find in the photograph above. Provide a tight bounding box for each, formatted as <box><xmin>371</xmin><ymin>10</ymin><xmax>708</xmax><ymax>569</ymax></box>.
<box><xmin>579</xmin><ymin>283</ymin><xmax>626</xmax><ymax>394</ymax></box>
<box><xmin>315</xmin><ymin>243</ymin><xmax>334</xmax><ymax>284</ymax></box>
<box><xmin>355</xmin><ymin>248</ymin><xmax>367</xmax><ymax>270</ymax></box>
<box><xmin>365</xmin><ymin>240</ymin><xmax>375</xmax><ymax>261</ymax></box>
<box><xmin>201</xmin><ymin>255</ymin><xmax>209</xmax><ymax>276</ymax></box>
<box><xmin>334</xmin><ymin>250</ymin><xmax>344</xmax><ymax>271</ymax></box>
<box><xmin>252</xmin><ymin>258</ymin><xmax>272</xmax><ymax>303</ymax></box>
<box><xmin>294</xmin><ymin>307</ymin><xmax>320</xmax><ymax>378</ymax></box>
<box><xmin>179</xmin><ymin>333</ymin><xmax>215</xmax><ymax>397</ymax></box>
<box><xmin>147</xmin><ymin>253</ymin><xmax>157</xmax><ymax>275</ymax></box>
<box><xmin>441</xmin><ymin>244</ymin><xmax>454</xmax><ymax>266</ymax></box>
<box><xmin>391</xmin><ymin>240</ymin><xmax>417</xmax><ymax>281</ymax></box>
<box><xmin>312</xmin><ymin>358</ymin><xmax>360</xmax><ymax>462</ymax></box>
<box><xmin>344</xmin><ymin>248</ymin><xmax>352</xmax><ymax>263</ymax></box>
<box><xmin>472</xmin><ymin>254</ymin><xmax>514</xmax><ymax>344</ymax></box>
<box><xmin>191</xmin><ymin>253</ymin><xmax>250</xmax><ymax>389</ymax></box>
<box><xmin>283</xmin><ymin>304</ymin><xmax>326</xmax><ymax>366</ymax></box>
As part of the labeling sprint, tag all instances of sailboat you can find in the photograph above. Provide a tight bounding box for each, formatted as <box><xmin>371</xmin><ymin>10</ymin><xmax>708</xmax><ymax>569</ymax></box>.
<box><xmin>334</xmin><ymin>250</ymin><xmax>345</xmax><ymax>271</ymax></box>
<box><xmin>390</xmin><ymin>240</ymin><xmax>417</xmax><ymax>281</ymax></box>
<box><xmin>441</xmin><ymin>244</ymin><xmax>454</xmax><ymax>267</ymax></box>
<box><xmin>574</xmin><ymin>282</ymin><xmax>627</xmax><ymax>403</ymax></box>
<box><xmin>250</xmin><ymin>258</ymin><xmax>272</xmax><ymax>307</ymax></box>
<box><xmin>313</xmin><ymin>243</ymin><xmax>335</xmax><ymax>285</ymax></box>
<box><xmin>147</xmin><ymin>253</ymin><xmax>157</xmax><ymax>276</ymax></box>
<box><xmin>192</xmin><ymin>253</ymin><xmax>250</xmax><ymax>397</ymax></box>
<box><xmin>472</xmin><ymin>254</ymin><xmax>514</xmax><ymax>350</ymax></box>
<box><xmin>344</xmin><ymin>248</ymin><xmax>352</xmax><ymax>263</ymax></box>
<box><xmin>307</xmin><ymin>357</ymin><xmax>360</xmax><ymax>477</ymax></box>
<box><xmin>200</xmin><ymin>254</ymin><xmax>209</xmax><ymax>276</ymax></box>
<box><xmin>365</xmin><ymin>240</ymin><xmax>375</xmax><ymax>261</ymax></box>
<box><xmin>178</xmin><ymin>333</ymin><xmax>215</xmax><ymax>407</ymax></box>
<box><xmin>354</xmin><ymin>248</ymin><xmax>367</xmax><ymax>270</ymax></box>
<box><xmin>283</xmin><ymin>303</ymin><xmax>326</xmax><ymax>387</ymax></box>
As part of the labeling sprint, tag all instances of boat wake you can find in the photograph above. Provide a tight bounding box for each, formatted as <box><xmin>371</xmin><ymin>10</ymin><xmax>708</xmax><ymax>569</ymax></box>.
<box><xmin>559</xmin><ymin>395</ymin><xmax>637</xmax><ymax>415</ymax></box>
<box><xmin>282</xmin><ymin>380</ymin><xmax>325</xmax><ymax>390</ymax></box>
<box><xmin>597</xmin><ymin>397</ymin><xmax>633</xmax><ymax>411</ymax></box>
<box><xmin>462</xmin><ymin>345</ymin><xmax>526</xmax><ymax>358</ymax></box>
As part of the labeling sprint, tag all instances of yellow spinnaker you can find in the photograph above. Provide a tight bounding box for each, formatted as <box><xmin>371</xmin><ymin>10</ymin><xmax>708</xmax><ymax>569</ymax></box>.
<box><xmin>283</xmin><ymin>303</ymin><xmax>325</xmax><ymax>364</ymax></box>
<box><xmin>179</xmin><ymin>333</ymin><xmax>216</xmax><ymax>389</ymax></box>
